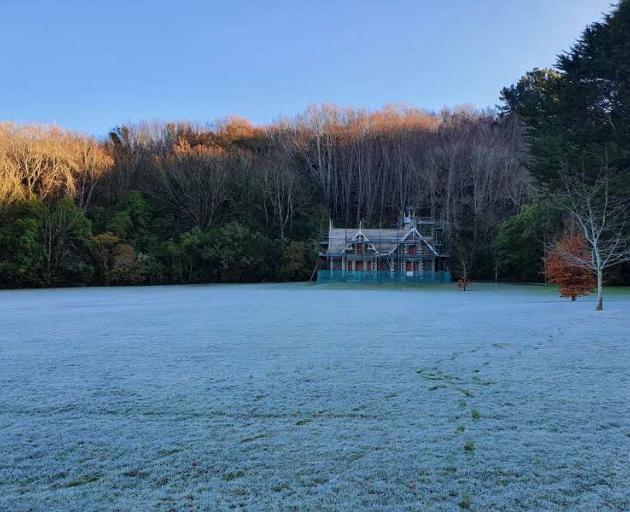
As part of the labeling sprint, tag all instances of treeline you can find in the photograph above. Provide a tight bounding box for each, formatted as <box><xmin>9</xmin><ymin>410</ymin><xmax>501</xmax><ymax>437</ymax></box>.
<box><xmin>495</xmin><ymin>0</ymin><xmax>630</xmax><ymax>284</ymax></box>
<box><xmin>0</xmin><ymin>121</ymin><xmax>315</xmax><ymax>287</ymax></box>
<box><xmin>1</xmin><ymin>1</ymin><xmax>628</xmax><ymax>289</ymax></box>
<box><xmin>0</xmin><ymin>106</ymin><xmax>527</xmax><ymax>288</ymax></box>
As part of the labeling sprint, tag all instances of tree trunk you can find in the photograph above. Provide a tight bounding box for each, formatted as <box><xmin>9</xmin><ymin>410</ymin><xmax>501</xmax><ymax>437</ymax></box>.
<box><xmin>596</xmin><ymin>269</ymin><xmax>603</xmax><ymax>311</ymax></box>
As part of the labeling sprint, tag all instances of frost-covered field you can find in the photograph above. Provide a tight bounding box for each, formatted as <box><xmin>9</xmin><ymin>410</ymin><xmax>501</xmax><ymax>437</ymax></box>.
<box><xmin>1</xmin><ymin>283</ymin><xmax>629</xmax><ymax>511</ymax></box>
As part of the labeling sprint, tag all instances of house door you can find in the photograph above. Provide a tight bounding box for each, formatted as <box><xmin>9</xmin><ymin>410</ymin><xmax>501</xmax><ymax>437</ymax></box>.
<box><xmin>356</xmin><ymin>261</ymin><xmax>364</xmax><ymax>271</ymax></box>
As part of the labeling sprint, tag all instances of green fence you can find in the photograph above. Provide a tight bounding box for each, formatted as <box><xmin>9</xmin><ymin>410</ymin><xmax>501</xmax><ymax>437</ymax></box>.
<box><xmin>316</xmin><ymin>270</ymin><xmax>451</xmax><ymax>286</ymax></box>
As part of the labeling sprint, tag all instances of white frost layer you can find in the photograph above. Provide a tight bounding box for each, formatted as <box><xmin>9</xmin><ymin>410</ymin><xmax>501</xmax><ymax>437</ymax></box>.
<box><xmin>1</xmin><ymin>283</ymin><xmax>629</xmax><ymax>511</ymax></box>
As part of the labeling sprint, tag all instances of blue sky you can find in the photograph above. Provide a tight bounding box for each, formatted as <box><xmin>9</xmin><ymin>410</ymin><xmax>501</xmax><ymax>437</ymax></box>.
<box><xmin>0</xmin><ymin>0</ymin><xmax>613</xmax><ymax>135</ymax></box>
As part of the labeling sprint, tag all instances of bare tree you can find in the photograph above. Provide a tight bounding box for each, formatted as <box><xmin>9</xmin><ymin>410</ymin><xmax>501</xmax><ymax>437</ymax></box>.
<box><xmin>148</xmin><ymin>138</ymin><xmax>230</xmax><ymax>229</ymax></box>
<box><xmin>66</xmin><ymin>135</ymin><xmax>113</xmax><ymax>210</ymax></box>
<box><xmin>260</xmin><ymin>126</ymin><xmax>306</xmax><ymax>241</ymax></box>
<box><xmin>557</xmin><ymin>167</ymin><xmax>630</xmax><ymax>310</ymax></box>
<box><xmin>0</xmin><ymin>124</ymin><xmax>69</xmax><ymax>201</ymax></box>
<box><xmin>0</xmin><ymin>123</ymin><xmax>115</xmax><ymax>209</ymax></box>
<box><xmin>0</xmin><ymin>125</ymin><xmax>25</xmax><ymax>209</ymax></box>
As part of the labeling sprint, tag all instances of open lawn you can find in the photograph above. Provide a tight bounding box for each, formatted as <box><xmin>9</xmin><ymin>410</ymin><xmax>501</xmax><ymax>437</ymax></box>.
<box><xmin>1</xmin><ymin>283</ymin><xmax>629</xmax><ymax>511</ymax></box>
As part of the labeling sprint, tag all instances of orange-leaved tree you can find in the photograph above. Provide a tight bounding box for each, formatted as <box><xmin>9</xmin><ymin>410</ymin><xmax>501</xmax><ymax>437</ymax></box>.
<box><xmin>544</xmin><ymin>234</ymin><xmax>594</xmax><ymax>301</ymax></box>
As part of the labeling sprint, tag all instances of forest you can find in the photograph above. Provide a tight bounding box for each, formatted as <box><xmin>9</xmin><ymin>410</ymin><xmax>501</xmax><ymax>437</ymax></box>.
<box><xmin>1</xmin><ymin>1</ymin><xmax>628</xmax><ymax>288</ymax></box>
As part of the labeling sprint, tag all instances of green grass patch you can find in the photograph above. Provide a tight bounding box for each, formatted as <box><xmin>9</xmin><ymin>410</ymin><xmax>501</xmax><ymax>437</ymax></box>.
<box><xmin>459</xmin><ymin>495</ymin><xmax>472</xmax><ymax>509</ymax></box>
<box><xmin>222</xmin><ymin>470</ymin><xmax>245</xmax><ymax>481</ymax></box>
<box><xmin>457</xmin><ymin>388</ymin><xmax>474</xmax><ymax>397</ymax></box>
<box><xmin>123</xmin><ymin>469</ymin><xmax>149</xmax><ymax>478</ymax></box>
<box><xmin>51</xmin><ymin>473</ymin><xmax>101</xmax><ymax>489</ymax></box>
<box><xmin>240</xmin><ymin>433</ymin><xmax>267</xmax><ymax>443</ymax></box>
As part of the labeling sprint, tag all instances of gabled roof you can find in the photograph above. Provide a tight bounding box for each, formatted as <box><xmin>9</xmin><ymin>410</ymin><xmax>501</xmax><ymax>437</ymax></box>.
<box><xmin>401</xmin><ymin>228</ymin><xmax>439</xmax><ymax>256</ymax></box>
<box><xmin>326</xmin><ymin>225</ymin><xmax>438</xmax><ymax>256</ymax></box>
